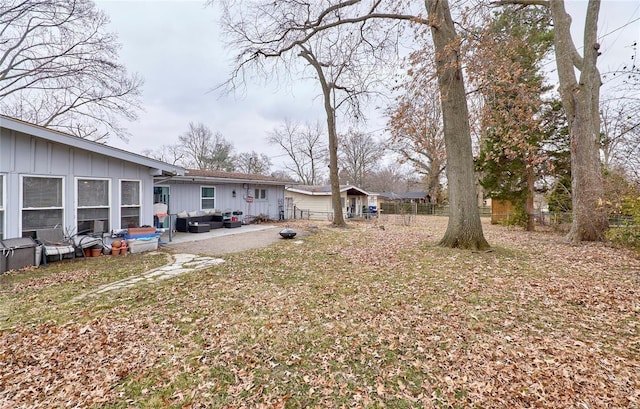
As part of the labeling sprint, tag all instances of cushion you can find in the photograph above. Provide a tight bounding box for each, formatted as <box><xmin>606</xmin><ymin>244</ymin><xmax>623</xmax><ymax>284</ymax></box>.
<box><xmin>188</xmin><ymin>210</ymin><xmax>198</xmax><ymax>217</ymax></box>
<box><xmin>73</xmin><ymin>235</ymin><xmax>102</xmax><ymax>249</ymax></box>
<box><xmin>43</xmin><ymin>244</ymin><xmax>75</xmax><ymax>256</ymax></box>
<box><xmin>177</xmin><ymin>211</ymin><xmax>188</xmax><ymax>218</ymax></box>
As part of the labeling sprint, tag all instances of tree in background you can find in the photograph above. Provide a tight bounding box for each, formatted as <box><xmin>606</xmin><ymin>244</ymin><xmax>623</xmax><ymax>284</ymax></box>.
<box><xmin>472</xmin><ymin>6</ymin><xmax>553</xmax><ymax>231</ymax></box>
<box><xmin>539</xmin><ymin>100</ymin><xmax>571</xmax><ymax>214</ymax></box>
<box><xmin>141</xmin><ymin>144</ymin><xmax>185</xmax><ymax>166</ymax></box>
<box><xmin>600</xmin><ymin>99</ymin><xmax>640</xmax><ymax>175</ymax></box>
<box><xmin>218</xmin><ymin>0</ymin><xmax>488</xmax><ymax>247</ymax></box>
<box><xmin>338</xmin><ymin>130</ymin><xmax>384</xmax><ymax>189</ymax></box>
<box><xmin>218</xmin><ymin>0</ymin><xmax>410</xmax><ymax>228</ymax></box>
<box><xmin>178</xmin><ymin>122</ymin><xmax>235</xmax><ymax>171</ymax></box>
<box><xmin>363</xmin><ymin>164</ymin><xmax>410</xmax><ymax>194</ymax></box>
<box><xmin>235</xmin><ymin>152</ymin><xmax>272</xmax><ymax>175</ymax></box>
<box><xmin>387</xmin><ymin>71</ymin><xmax>446</xmax><ymax>203</ymax></box>
<box><xmin>0</xmin><ymin>0</ymin><xmax>142</xmax><ymax>141</ymax></box>
<box><xmin>268</xmin><ymin>119</ymin><xmax>327</xmax><ymax>185</ymax></box>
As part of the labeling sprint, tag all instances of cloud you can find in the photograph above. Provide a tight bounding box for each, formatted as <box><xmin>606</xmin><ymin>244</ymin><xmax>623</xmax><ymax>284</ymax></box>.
<box><xmin>99</xmin><ymin>0</ymin><xmax>640</xmax><ymax>170</ymax></box>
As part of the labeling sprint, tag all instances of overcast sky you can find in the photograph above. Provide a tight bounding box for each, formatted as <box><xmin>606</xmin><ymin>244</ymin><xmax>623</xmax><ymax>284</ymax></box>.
<box><xmin>95</xmin><ymin>1</ymin><xmax>640</xmax><ymax>170</ymax></box>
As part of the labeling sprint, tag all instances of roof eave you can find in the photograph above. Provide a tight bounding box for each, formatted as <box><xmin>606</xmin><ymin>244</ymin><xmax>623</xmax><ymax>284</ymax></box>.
<box><xmin>1</xmin><ymin>115</ymin><xmax>185</xmax><ymax>176</ymax></box>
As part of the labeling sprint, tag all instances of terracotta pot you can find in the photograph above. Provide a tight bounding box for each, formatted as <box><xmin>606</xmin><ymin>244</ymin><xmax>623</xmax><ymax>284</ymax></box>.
<box><xmin>111</xmin><ymin>247</ymin><xmax>121</xmax><ymax>255</ymax></box>
<box><xmin>84</xmin><ymin>249</ymin><xmax>91</xmax><ymax>258</ymax></box>
<box><xmin>90</xmin><ymin>248</ymin><xmax>102</xmax><ymax>257</ymax></box>
<box><xmin>119</xmin><ymin>246</ymin><xmax>128</xmax><ymax>255</ymax></box>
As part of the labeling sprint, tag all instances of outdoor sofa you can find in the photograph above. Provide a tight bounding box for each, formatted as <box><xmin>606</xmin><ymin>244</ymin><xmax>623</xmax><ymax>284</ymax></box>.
<box><xmin>175</xmin><ymin>211</ymin><xmax>225</xmax><ymax>232</ymax></box>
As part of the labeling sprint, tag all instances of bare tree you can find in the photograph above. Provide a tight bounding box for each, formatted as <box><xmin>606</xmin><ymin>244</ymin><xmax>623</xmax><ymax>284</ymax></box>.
<box><xmin>426</xmin><ymin>0</ymin><xmax>489</xmax><ymax>249</ymax></box>
<box><xmin>0</xmin><ymin>0</ymin><xmax>143</xmax><ymax>141</ymax></box>
<box><xmin>268</xmin><ymin>119</ymin><xmax>327</xmax><ymax>184</ymax></box>
<box><xmin>141</xmin><ymin>144</ymin><xmax>185</xmax><ymax>166</ymax></box>
<box><xmin>178</xmin><ymin>122</ymin><xmax>235</xmax><ymax>171</ymax></box>
<box><xmin>495</xmin><ymin>0</ymin><xmax>607</xmax><ymax>242</ymax></box>
<box><xmin>363</xmin><ymin>163</ymin><xmax>410</xmax><ymax>194</ymax></box>
<box><xmin>387</xmin><ymin>78</ymin><xmax>446</xmax><ymax>202</ymax></box>
<box><xmin>600</xmin><ymin>97</ymin><xmax>640</xmax><ymax>182</ymax></box>
<box><xmin>217</xmin><ymin>0</ymin><xmax>489</xmax><ymax>247</ymax></box>
<box><xmin>218</xmin><ymin>0</ymin><xmax>404</xmax><ymax>227</ymax></box>
<box><xmin>236</xmin><ymin>151</ymin><xmax>272</xmax><ymax>174</ymax></box>
<box><xmin>338</xmin><ymin>130</ymin><xmax>384</xmax><ymax>188</ymax></box>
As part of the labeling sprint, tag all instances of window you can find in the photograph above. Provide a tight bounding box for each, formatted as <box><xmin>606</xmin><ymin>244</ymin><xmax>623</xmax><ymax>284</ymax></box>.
<box><xmin>77</xmin><ymin>178</ymin><xmax>110</xmax><ymax>233</ymax></box>
<box><xmin>254</xmin><ymin>188</ymin><xmax>267</xmax><ymax>200</ymax></box>
<box><xmin>121</xmin><ymin>180</ymin><xmax>140</xmax><ymax>228</ymax></box>
<box><xmin>22</xmin><ymin>176</ymin><xmax>64</xmax><ymax>236</ymax></box>
<box><xmin>0</xmin><ymin>175</ymin><xmax>4</xmax><ymax>240</ymax></box>
<box><xmin>154</xmin><ymin>186</ymin><xmax>169</xmax><ymax>205</ymax></box>
<box><xmin>201</xmin><ymin>186</ymin><xmax>215</xmax><ymax>210</ymax></box>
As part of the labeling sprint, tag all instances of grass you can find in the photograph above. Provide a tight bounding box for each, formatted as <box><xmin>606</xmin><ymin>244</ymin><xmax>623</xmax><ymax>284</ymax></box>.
<box><xmin>0</xmin><ymin>252</ymin><xmax>168</xmax><ymax>328</ymax></box>
<box><xmin>1</xmin><ymin>217</ymin><xmax>639</xmax><ymax>408</ymax></box>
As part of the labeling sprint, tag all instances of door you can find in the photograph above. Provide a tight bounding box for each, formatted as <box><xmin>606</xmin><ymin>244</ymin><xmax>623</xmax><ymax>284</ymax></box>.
<box><xmin>154</xmin><ymin>186</ymin><xmax>170</xmax><ymax>207</ymax></box>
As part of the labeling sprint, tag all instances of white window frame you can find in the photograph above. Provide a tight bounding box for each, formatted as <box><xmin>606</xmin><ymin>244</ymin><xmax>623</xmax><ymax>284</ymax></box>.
<box><xmin>254</xmin><ymin>188</ymin><xmax>267</xmax><ymax>201</ymax></box>
<box><xmin>201</xmin><ymin>186</ymin><xmax>216</xmax><ymax>210</ymax></box>
<box><xmin>76</xmin><ymin>177</ymin><xmax>111</xmax><ymax>233</ymax></box>
<box><xmin>20</xmin><ymin>174</ymin><xmax>65</xmax><ymax>235</ymax></box>
<box><xmin>120</xmin><ymin>179</ymin><xmax>141</xmax><ymax>229</ymax></box>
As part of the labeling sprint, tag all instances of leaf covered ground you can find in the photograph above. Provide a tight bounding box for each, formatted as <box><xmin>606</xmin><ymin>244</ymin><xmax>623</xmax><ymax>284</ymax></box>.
<box><xmin>1</xmin><ymin>216</ymin><xmax>639</xmax><ymax>408</ymax></box>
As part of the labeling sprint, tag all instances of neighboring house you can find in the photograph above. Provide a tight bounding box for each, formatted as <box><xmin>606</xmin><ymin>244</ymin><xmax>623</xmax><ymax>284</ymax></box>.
<box><xmin>378</xmin><ymin>191</ymin><xmax>432</xmax><ymax>205</ymax></box>
<box><xmin>285</xmin><ymin>185</ymin><xmax>369</xmax><ymax>221</ymax></box>
<box><xmin>158</xmin><ymin>169</ymin><xmax>290</xmax><ymax>223</ymax></box>
<box><xmin>0</xmin><ymin>115</ymin><xmax>184</xmax><ymax>240</ymax></box>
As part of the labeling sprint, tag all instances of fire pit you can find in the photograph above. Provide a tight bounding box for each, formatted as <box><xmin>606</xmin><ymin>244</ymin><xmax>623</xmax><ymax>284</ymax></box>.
<box><xmin>279</xmin><ymin>228</ymin><xmax>297</xmax><ymax>239</ymax></box>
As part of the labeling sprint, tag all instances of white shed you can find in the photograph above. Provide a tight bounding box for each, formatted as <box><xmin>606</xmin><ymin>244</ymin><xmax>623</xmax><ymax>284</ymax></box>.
<box><xmin>285</xmin><ymin>185</ymin><xmax>369</xmax><ymax>221</ymax></box>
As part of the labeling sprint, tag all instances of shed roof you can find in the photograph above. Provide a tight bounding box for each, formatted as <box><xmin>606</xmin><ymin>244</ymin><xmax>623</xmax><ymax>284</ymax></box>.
<box><xmin>286</xmin><ymin>185</ymin><xmax>369</xmax><ymax>196</ymax></box>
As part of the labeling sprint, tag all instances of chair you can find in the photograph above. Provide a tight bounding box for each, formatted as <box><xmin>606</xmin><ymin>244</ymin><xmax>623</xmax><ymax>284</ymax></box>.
<box><xmin>73</xmin><ymin>222</ymin><xmax>105</xmax><ymax>254</ymax></box>
<box><xmin>36</xmin><ymin>228</ymin><xmax>78</xmax><ymax>266</ymax></box>
<box><xmin>154</xmin><ymin>203</ymin><xmax>169</xmax><ymax>228</ymax></box>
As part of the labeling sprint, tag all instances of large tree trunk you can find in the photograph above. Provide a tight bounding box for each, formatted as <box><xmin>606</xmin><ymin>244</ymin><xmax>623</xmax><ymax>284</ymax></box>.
<box><xmin>550</xmin><ymin>0</ymin><xmax>607</xmax><ymax>242</ymax></box>
<box><xmin>426</xmin><ymin>0</ymin><xmax>489</xmax><ymax>250</ymax></box>
<box><xmin>299</xmin><ymin>48</ymin><xmax>345</xmax><ymax>226</ymax></box>
<box><xmin>526</xmin><ymin>164</ymin><xmax>535</xmax><ymax>232</ymax></box>
<box><xmin>326</xmin><ymin>107</ymin><xmax>345</xmax><ymax>226</ymax></box>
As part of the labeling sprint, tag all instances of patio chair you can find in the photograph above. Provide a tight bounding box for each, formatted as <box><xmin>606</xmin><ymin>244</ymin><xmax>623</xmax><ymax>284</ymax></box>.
<box><xmin>36</xmin><ymin>228</ymin><xmax>78</xmax><ymax>266</ymax></box>
<box><xmin>72</xmin><ymin>221</ymin><xmax>104</xmax><ymax>255</ymax></box>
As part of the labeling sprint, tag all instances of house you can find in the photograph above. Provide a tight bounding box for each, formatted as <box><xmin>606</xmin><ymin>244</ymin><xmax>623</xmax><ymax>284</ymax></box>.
<box><xmin>377</xmin><ymin>191</ymin><xmax>431</xmax><ymax>204</ymax></box>
<box><xmin>0</xmin><ymin>115</ymin><xmax>184</xmax><ymax>240</ymax></box>
<box><xmin>158</xmin><ymin>169</ymin><xmax>290</xmax><ymax>224</ymax></box>
<box><xmin>285</xmin><ymin>185</ymin><xmax>369</xmax><ymax>221</ymax></box>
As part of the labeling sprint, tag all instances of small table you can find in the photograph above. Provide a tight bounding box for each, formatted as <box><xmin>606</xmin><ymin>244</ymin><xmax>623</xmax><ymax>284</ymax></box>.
<box><xmin>188</xmin><ymin>223</ymin><xmax>210</xmax><ymax>233</ymax></box>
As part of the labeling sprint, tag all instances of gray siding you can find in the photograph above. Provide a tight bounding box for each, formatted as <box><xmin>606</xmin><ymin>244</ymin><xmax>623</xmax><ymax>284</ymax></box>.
<box><xmin>165</xmin><ymin>181</ymin><xmax>285</xmax><ymax>221</ymax></box>
<box><xmin>1</xmin><ymin>128</ymin><xmax>157</xmax><ymax>238</ymax></box>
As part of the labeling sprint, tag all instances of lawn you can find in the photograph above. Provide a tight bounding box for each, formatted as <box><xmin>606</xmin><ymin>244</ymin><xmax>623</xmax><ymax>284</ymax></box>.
<box><xmin>1</xmin><ymin>216</ymin><xmax>639</xmax><ymax>408</ymax></box>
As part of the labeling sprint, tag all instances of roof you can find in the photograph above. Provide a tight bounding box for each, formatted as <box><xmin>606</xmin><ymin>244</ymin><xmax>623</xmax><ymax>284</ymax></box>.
<box><xmin>286</xmin><ymin>184</ymin><xmax>369</xmax><ymax>196</ymax></box>
<box><xmin>0</xmin><ymin>115</ymin><xmax>185</xmax><ymax>176</ymax></box>
<box><xmin>379</xmin><ymin>191</ymin><xmax>430</xmax><ymax>200</ymax></box>
<box><xmin>176</xmin><ymin>169</ymin><xmax>293</xmax><ymax>185</ymax></box>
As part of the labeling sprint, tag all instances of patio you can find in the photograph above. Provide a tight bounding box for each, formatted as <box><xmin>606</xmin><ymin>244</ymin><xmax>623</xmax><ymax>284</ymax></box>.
<box><xmin>158</xmin><ymin>224</ymin><xmax>278</xmax><ymax>245</ymax></box>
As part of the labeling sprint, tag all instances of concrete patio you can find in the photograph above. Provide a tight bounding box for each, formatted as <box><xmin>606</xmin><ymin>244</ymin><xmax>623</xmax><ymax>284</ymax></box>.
<box><xmin>157</xmin><ymin>224</ymin><xmax>278</xmax><ymax>245</ymax></box>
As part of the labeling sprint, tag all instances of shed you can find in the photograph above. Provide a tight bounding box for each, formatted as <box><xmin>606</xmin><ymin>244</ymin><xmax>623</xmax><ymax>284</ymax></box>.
<box><xmin>285</xmin><ymin>185</ymin><xmax>369</xmax><ymax>221</ymax></box>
